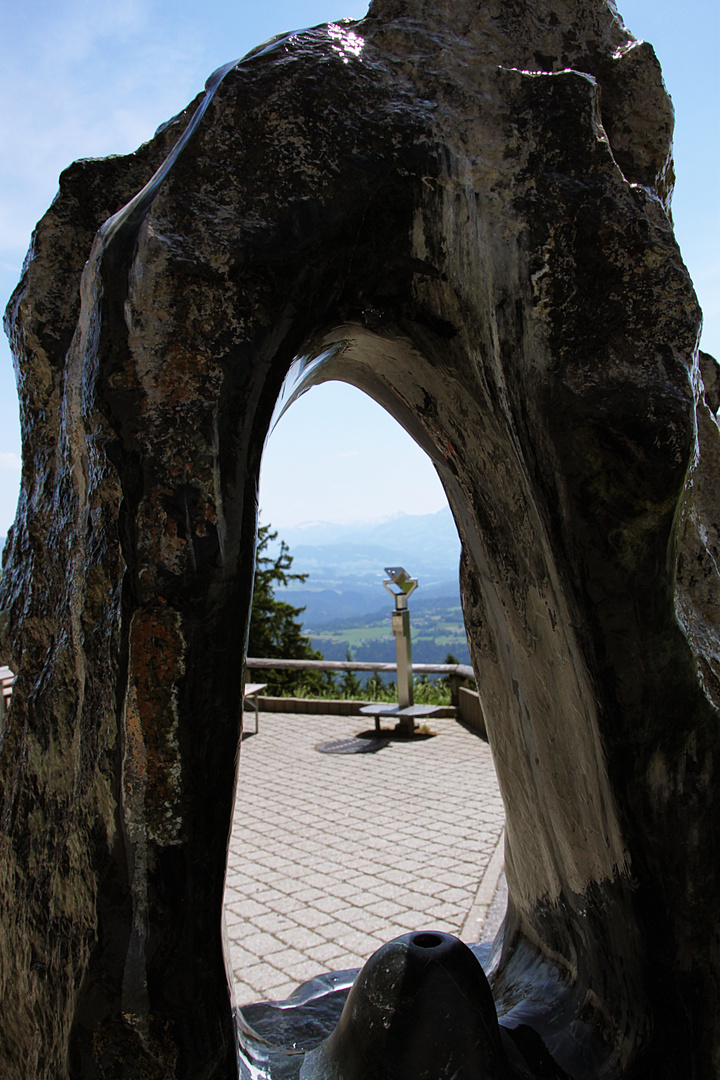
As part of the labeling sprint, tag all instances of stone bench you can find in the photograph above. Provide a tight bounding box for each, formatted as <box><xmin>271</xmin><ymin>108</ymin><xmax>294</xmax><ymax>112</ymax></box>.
<box><xmin>360</xmin><ymin>702</ymin><xmax>445</xmax><ymax>736</ymax></box>
<box><xmin>243</xmin><ymin>682</ymin><xmax>267</xmax><ymax>735</ymax></box>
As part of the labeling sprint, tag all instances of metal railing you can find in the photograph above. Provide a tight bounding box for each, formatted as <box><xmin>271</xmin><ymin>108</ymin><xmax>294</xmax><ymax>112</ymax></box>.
<box><xmin>245</xmin><ymin>658</ymin><xmax>476</xmax><ymax>708</ymax></box>
<box><xmin>245</xmin><ymin>658</ymin><xmax>475</xmax><ymax>679</ymax></box>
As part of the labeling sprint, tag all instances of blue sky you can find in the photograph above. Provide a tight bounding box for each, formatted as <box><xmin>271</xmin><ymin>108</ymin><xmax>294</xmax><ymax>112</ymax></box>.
<box><xmin>1</xmin><ymin>0</ymin><xmax>717</xmax><ymax>532</ymax></box>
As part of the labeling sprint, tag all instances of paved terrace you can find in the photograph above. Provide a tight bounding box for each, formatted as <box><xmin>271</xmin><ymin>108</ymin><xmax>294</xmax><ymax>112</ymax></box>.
<box><xmin>224</xmin><ymin>710</ymin><xmax>507</xmax><ymax>1006</ymax></box>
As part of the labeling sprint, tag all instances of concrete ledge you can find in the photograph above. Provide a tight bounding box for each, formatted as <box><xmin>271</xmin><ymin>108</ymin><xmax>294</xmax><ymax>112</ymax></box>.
<box><xmin>457</xmin><ymin>686</ymin><xmax>487</xmax><ymax>740</ymax></box>
<box><xmin>247</xmin><ymin>697</ymin><xmax>457</xmax><ymax>718</ymax></box>
<box><xmin>461</xmin><ymin>828</ymin><xmax>505</xmax><ymax>941</ymax></box>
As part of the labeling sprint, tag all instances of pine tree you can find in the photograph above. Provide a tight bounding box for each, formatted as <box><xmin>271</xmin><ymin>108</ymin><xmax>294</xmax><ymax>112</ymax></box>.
<box><xmin>248</xmin><ymin>525</ymin><xmax>335</xmax><ymax>696</ymax></box>
<box><xmin>365</xmin><ymin>670</ymin><xmax>385</xmax><ymax>701</ymax></box>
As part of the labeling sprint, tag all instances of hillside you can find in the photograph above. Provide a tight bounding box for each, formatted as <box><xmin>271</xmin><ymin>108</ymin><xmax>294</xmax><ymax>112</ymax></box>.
<box><xmin>271</xmin><ymin>506</ymin><xmax>462</xmax><ymax>625</ymax></box>
<box><xmin>307</xmin><ymin>593</ymin><xmax>471</xmax><ymax>666</ymax></box>
<box><xmin>265</xmin><ymin>508</ymin><xmax>471</xmax><ymax>666</ymax></box>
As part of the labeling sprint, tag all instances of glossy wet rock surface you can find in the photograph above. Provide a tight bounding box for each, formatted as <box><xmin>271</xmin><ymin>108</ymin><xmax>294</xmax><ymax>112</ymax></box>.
<box><xmin>1</xmin><ymin>0</ymin><xmax>719</xmax><ymax>1077</ymax></box>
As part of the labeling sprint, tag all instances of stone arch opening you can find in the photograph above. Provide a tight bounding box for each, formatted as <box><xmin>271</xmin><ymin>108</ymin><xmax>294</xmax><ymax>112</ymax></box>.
<box><xmin>225</xmin><ymin>376</ymin><xmax>502</xmax><ymax>1006</ymax></box>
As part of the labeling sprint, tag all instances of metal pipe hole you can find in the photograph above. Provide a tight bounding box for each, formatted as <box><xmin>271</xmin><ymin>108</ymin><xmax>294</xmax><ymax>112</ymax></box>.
<box><xmin>413</xmin><ymin>933</ymin><xmax>443</xmax><ymax>949</ymax></box>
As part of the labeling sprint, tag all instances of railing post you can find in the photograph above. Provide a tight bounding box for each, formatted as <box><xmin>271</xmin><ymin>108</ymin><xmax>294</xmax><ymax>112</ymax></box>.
<box><xmin>391</xmin><ymin>600</ymin><xmax>414</xmax><ymax>709</ymax></box>
<box><xmin>448</xmin><ymin>671</ymin><xmax>462</xmax><ymax>708</ymax></box>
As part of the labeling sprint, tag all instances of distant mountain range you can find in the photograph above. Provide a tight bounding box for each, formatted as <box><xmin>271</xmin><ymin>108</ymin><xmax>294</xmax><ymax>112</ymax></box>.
<box><xmin>276</xmin><ymin>507</ymin><xmax>461</xmax><ymax>557</ymax></box>
<box><xmin>269</xmin><ymin>507</ymin><xmax>462</xmax><ymax>628</ymax></box>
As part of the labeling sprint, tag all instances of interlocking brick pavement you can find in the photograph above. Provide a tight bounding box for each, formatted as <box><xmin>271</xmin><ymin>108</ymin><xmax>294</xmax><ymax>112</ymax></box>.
<box><xmin>224</xmin><ymin>711</ymin><xmax>506</xmax><ymax>1005</ymax></box>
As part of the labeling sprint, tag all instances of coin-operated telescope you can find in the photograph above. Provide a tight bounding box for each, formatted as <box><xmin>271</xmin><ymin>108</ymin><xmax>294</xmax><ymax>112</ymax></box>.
<box><xmin>383</xmin><ymin>567</ymin><xmax>418</xmax><ymax>709</ymax></box>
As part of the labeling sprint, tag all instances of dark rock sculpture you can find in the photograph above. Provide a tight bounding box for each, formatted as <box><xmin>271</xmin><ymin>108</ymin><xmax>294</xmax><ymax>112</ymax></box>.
<box><xmin>1</xmin><ymin>0</ymin><xmax>718</xmax><ymax>1077</ymax></box>
<box><xmin>299</xmin><ymin>932</ymin><xmax>509</xmax><ymax>1080</ymax></box>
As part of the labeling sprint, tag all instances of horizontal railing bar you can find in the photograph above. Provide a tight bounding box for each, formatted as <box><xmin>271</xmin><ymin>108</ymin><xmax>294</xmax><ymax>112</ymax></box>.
<box><xmin>245</xmin><ymin>657</ymin><xmax>475</xmax><ymax>680</ymax></box>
